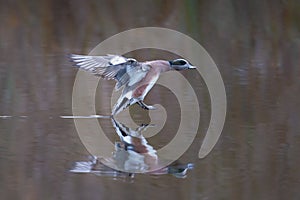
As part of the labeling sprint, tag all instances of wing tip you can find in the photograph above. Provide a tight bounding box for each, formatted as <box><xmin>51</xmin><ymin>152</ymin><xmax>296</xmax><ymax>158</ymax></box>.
<box><xmin>68</xmin><ymin>53</ymin><xmax>82</xmax><ymax>68</ymax></box>
<box><xmin>68</xmin><ymin>53</ymin><xmax>87</xmax><ymax>60</ymax></box>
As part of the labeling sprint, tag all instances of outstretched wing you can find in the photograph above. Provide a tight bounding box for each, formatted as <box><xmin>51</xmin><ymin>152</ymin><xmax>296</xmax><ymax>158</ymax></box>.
<box><xmin>70</xmin><ymin>54</ymin><xmax>150</xmax><ymax>90</ymax></box>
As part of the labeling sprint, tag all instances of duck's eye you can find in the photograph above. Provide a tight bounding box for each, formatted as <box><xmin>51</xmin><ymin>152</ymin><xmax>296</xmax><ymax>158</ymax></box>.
<box><xmin>180</xmin><ymin>60</ymin><xmax>187</xmax><ymax>65</ymax></box>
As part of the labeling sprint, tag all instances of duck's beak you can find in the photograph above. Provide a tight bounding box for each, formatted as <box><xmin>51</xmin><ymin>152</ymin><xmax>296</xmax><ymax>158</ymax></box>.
<box><xmin>188</xmin><ymin>65</ymin><xmax>197</xmax><ymax>69</ymax></box>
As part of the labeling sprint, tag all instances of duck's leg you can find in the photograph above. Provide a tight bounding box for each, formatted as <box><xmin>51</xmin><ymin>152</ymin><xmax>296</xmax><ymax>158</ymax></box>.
<box><xmin>137</xmin><ymin>101</ymin><xmax>156</xmax><ymax>110</ymax></box>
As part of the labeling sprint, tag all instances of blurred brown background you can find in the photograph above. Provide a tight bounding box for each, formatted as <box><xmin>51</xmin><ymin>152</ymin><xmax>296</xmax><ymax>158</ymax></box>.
<box><xmin>0</xmin><ymin>0</ymin><xmax>299</xmax><ymax>200</ymax></box>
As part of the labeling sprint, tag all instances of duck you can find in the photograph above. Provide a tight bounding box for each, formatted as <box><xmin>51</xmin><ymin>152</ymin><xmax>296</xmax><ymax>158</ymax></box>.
<box><xmin>70</xmin><ymin>54</ymin><xmax>196</xmax><ymax>115</ymax></box>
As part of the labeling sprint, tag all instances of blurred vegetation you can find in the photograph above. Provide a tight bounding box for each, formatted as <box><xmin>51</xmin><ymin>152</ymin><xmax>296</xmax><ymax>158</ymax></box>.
<box><xmin>0</xmin><ymin>0</ymin><xmax>299</xmax><ymax>199</ymax></box>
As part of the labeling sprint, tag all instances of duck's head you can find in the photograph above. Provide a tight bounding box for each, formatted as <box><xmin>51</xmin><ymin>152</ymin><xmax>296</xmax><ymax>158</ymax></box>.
<box><xmin>169</xmin><ymin>59</ymin><xmax>196</xmax><ymax>71</ymax></box>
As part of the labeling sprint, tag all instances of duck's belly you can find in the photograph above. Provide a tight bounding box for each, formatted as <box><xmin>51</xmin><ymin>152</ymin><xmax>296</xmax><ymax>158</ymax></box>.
<box><xmin>132</xmin><ymin>74</ymin><xmax>159</xmax><ymax>99</ymax></box>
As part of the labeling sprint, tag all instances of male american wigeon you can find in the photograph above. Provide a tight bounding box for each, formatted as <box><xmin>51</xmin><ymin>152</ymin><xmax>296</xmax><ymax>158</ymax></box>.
<box><xmin>70</xmin><ymin>54</ymin><xmax>196</xmax><ymax>115</ymax></box>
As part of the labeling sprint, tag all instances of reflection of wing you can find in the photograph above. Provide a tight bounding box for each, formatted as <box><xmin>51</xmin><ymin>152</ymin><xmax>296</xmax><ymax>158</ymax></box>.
<box><xmin>70</xmin><ymin>54</ymin><xmax>150</xmax><ymax>90</ymax></box>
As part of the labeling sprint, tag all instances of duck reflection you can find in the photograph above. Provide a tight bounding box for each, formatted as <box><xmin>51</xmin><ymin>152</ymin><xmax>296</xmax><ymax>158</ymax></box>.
<box><xmin>109</xmin><ymin>117</ymin><xmax>158</xmax><ymax>173</ymax></box>
<box><xmin>70</xmin><ymin>118</ymin><xmax>194</xmax><ymax>179</ymax></box>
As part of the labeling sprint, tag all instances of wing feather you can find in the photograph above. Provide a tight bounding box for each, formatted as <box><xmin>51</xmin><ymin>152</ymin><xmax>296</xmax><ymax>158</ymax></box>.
<box><xmin>70</xmin><ymin>54</ymin><xmax>150</xmax><ymax>90</ymax></box>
